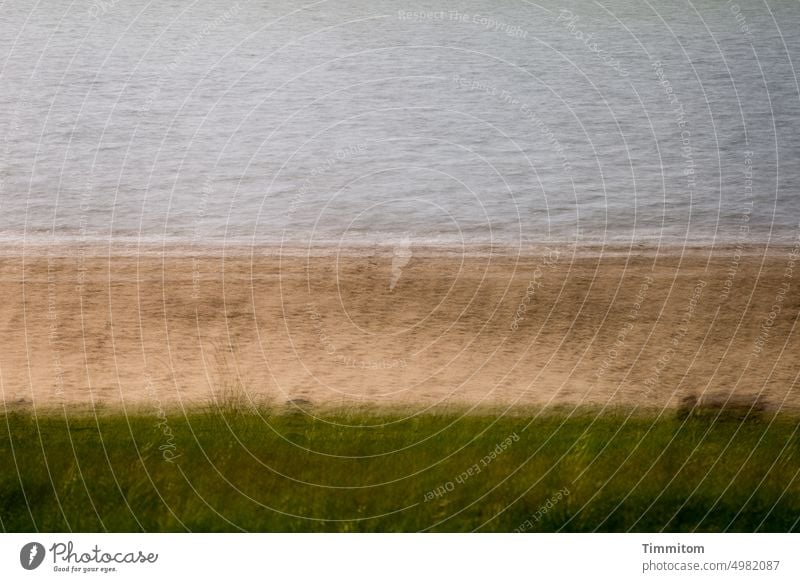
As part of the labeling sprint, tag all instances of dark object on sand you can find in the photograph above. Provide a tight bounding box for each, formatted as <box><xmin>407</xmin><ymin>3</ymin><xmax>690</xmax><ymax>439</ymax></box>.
<box><xmin>677</xmin><ymin>393</ymin><xmax>767</xmax><ymax>421</ymax></box>
<box><xmin>285</xmin><ymin>397</ymin><xmax>313</xmax><ymax>411</ymax></box>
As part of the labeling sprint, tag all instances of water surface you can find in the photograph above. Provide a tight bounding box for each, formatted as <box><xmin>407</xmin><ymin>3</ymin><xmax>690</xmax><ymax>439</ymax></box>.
<box><xmin>2</xmin><ymin>0</ymin><xmax>799</xmax><ymax>249</ymax></box>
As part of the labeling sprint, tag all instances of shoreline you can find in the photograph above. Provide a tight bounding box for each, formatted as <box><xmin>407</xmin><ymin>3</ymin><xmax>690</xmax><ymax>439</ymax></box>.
<box><xmin>0</xmin><ymin>240</ymin><xmax>794</xmax><ymax>259</ymax></box>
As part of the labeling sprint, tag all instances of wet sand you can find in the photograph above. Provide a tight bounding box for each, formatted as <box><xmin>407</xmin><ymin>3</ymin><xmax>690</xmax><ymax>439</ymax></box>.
<box><xmin>1</xmin><ymin>244</ymin><xmax>799</xmax><ymax>413</ymax></box>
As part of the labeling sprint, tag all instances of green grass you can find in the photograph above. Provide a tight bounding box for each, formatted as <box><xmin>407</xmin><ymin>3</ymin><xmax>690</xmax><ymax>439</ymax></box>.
<box><xmin>1</xmin><ymin>407</ymin><xmax>799</xmax><ymax>532</ymax></box>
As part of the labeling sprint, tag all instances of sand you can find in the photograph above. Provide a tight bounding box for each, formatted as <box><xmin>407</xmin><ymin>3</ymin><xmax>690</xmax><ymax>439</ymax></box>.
<box><xmin>1</xmin><ymin>243</ymin><xmax>799</xmax><ymax>413</ymax></box>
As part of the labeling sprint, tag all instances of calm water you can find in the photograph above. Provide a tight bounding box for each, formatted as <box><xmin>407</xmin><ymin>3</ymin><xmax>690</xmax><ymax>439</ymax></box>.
<box><xmin>2</xmin><ymin>0</ymin><xmax>799</xmax><ymax>248</ymax></box>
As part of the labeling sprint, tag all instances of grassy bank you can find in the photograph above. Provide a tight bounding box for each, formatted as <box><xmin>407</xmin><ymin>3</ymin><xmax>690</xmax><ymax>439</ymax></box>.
<box><xmin>1</xmin><ymin>407</ymin><xmax>798</xmax><ymax>532</ymax></box>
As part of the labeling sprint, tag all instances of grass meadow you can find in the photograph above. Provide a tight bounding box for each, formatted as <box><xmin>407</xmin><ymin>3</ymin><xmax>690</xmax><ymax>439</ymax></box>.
<box><xmin>1</xmin><ymin>407</ymin><xmax>798</xmax><ymax>532</ymax></box>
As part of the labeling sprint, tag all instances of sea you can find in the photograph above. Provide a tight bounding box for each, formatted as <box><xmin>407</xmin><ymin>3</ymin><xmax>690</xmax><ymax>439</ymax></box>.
<box><xmin>2</xmin><ymin>0</ymin><xmax>799</xmax><ymax>250</ymax></box>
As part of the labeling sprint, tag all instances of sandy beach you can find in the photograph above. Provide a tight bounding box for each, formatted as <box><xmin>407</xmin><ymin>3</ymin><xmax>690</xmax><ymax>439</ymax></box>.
<box><xmin>1</xmin><ymin>244</ymin><xmax>798</xmax><ymax>413</ymax></box>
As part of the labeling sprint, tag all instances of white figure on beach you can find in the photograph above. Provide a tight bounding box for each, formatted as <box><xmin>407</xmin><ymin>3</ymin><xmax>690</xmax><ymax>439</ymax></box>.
<box><xmin>389</xmin><ymin>233</ymin><xmax>413</xmax><ymax>291</ymax></box>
